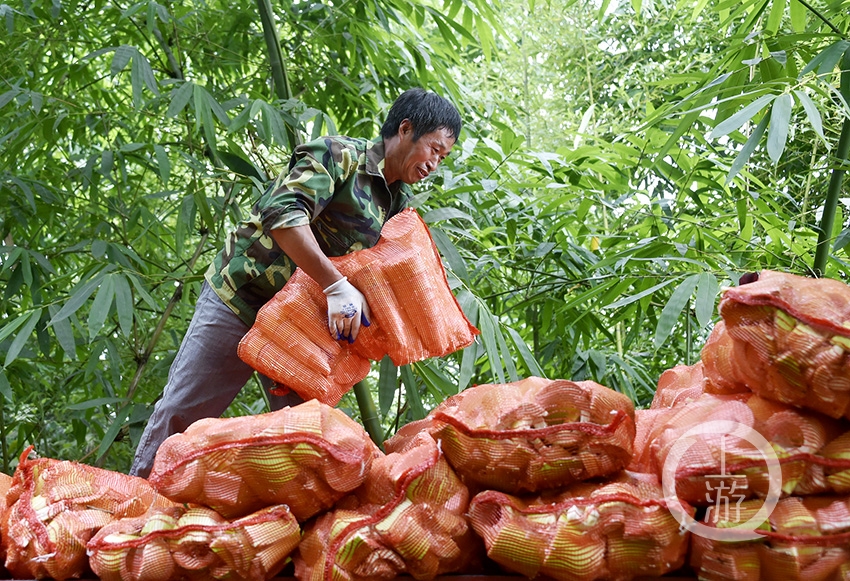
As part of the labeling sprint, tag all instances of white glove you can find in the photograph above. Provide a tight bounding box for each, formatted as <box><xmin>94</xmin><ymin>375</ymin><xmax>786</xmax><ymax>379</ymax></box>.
<box><xmin>323</xmin><ymin>277</ymin><xmax>371</xmax><ymax>343</ymax></box>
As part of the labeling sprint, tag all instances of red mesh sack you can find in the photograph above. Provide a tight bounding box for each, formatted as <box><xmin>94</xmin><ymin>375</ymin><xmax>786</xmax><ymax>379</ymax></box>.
<box><xmin>238</xmin><ymin>208</ymin><xmax>479</xmax><ymax>406</ymax></box>
<box><xmin>87</xmin><ymin>503</ymin><xmax>300</xmax><ymax>581</ymax></box>
<box><xmin>149</xmin><ymin>399</ymin><xmax>378</xmax><ymax>520</ymax></box>
<box><xmin>468</xmin><ymin>471</ymin><xmax>692</xmax><ymax>581</ymax></box>
<box><xmin>691</xmin><ymin>495</ymin><xmax>850</xmax><ymax>580</ymax></box>
<box><xmin>0</xmin><ymin>471</ymin><xmax>12</xmax><ymax>564</ymax></box>
<box><xmin>700</xmin><ymin>320</ymin><xmax>759</xmax><ymax>396</ymax></box>
<box><xmin>427</xmin><ymin>377</ymin><xmax>635</xmax><ymax>494</ymax></box>
<box><xmin>702</xmin><ymin>270</ymin><xmax>850</xmax><ymax>419</ymax></box>
<box><xmin>651</xmin><ymin>361</ymin><xmax>711</xmax><ymax>409</ymax></box>
<box><xmin>1</xmin><ymin>447</ymin><xmax>175</xmax><ymax>580</ymax></box>
<box><xmin>294</xmin><ymin>431</ymin><xmax>479</xmax><ymax>581</ymax></box>
<box><xmin>635</xmin><ymin>392</ymin><xmax>839</xmax><ymax>505</ymax></box>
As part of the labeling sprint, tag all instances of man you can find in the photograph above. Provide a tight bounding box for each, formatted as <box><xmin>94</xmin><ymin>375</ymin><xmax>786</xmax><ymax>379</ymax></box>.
<box><xmin>130</xmin><ymin>88</ymin><xmax>461</xmax><ymax>477</ymax></box>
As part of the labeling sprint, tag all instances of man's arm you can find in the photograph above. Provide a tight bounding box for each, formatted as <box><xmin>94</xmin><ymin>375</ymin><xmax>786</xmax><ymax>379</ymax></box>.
<box><xmin>271</xmin><ymin>226</ymin><xmax>370</xmax><ymax>342</ymax></box>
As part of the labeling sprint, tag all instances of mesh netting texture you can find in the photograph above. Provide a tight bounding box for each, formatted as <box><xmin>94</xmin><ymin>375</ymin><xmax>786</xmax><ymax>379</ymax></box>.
<box><xmin>691</xmin><ymin>495</ymin><xmax>850</xmax><ymax>580</ymax></box>
<box><xmin>148</xmin><ymin>399</ymin><xmax>378</xmax><ymax>520</ymax></box>
<box><xmin>632</xmin><ymin>388</ymin><xmax>845</xmax><ymax>504</ymax></box>
<box><xmin>636</xmin><ymin>360</ymin><xmax>850</xmax><ymax>500</ymax></box>
<box><xmin>238</xmin><ymin>208</ymin><xmax>479</xmax><ymax>406</ymax></box>
<box><xmin>87</xmin><ymin>504</ymin><xmax>300</xmax><ymax>581</ymax></box>
<box><xmin>294</xmin><ymin>430</ymin><xmax>479</xmax><ymax>581</ymax></box>
<box><xmin>468</xmin><ymin>471</ymin><xmax>691</xmax><ymax>581</ymax></box>
<box><xmin>1</xmin><ymin>447</ymin><xmax>175</xmax><ymax>580</ymax></box>
<box><xmin>701</xmin><ymin>269</ymin><xmax>850</xmax><ymax>419</ymax></box>
<box><xmin>424</xmin><ymin>377</ymin><xmax>635</xmax><ymax>494</ymax></box>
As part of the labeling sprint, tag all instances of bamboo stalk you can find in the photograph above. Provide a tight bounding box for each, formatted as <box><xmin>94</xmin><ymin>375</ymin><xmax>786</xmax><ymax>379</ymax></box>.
<box><xmin>813</xmin><ymin>52</ymin><xmax>850</xmax><ymax>276</ymax></box>
<box><xmin>353</xmin><ymin>379</ymin><xmax>384</xmax><ymax>449</ymax></box>
<box><xmin>256</xmin><ymin>0</ymin><xmax>300</xmax><ymax>148</ymax></box>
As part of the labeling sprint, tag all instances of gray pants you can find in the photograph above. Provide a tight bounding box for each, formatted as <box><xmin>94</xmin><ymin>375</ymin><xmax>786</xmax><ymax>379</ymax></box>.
<box><xmin>129</xmin><ymin>282</ymin><xmax>302</xmax><ymax>478</ymax></box>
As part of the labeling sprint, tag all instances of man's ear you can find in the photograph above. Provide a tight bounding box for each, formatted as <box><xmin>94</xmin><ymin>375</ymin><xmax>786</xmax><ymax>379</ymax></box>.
<box><xmin>399</xmin><ymin>118</ymin><xmax>412</xmax><ymax>136</ymax></box>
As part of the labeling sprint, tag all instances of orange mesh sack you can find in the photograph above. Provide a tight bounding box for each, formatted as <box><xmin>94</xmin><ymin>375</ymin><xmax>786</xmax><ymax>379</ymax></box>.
<box><xmin>149</xmin><ymin>399</ymin><xmax>378</xmax><ymax>520</ymax></box>
<box><xmin>294</xmin><ymin>431</ymin><xmax>480</xmax><ymax>581</ymax></box>
<box><xmin>651</xmin><ymin>362</ymin><xmax>710</xmax><ymax>409</ymax></box>
<box><xmin>1</xmin><ymin>447</ymin><xmax>175</xmax><ymax>580</ymax></box>
<box><xmin>238</xmin><ymin>208</ymin><xmax>479</xmax><ymax>406</ymax></box>
<box><xmin>87</xmin><ymin>504</ymin><xmax>300</xmax><ymax>581</ymax></box>
<box><xmin>468</xmin><ymin>471</ymin><xmax>692</xmax><ymax>581</ymax></box>
<box><xmin>637</xmin><ymin>392</ymin><xmax>839</xmax><ymax>505</ymax></box>
<box><xmin>0</xmin><ymin>471</ymin><xmax>12</xmax><ymax>564</ymax></box>
<box><xmin>427</xmin><ymin>377</ymin><xmax>635</xmax><ymax>494</ymax></box>
<box><xmin>691</xmin><ymin>495</ymin><xmax>850</xmax><ymax>580</ymax></box>
<box><xmin>702</xmin><ymin>270</ymin><xmax>850</xmax><ymax>419</ymax></box>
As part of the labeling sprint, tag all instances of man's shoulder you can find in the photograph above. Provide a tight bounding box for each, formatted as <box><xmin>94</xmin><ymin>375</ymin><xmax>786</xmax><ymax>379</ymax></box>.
<box><xmin>299</xmin><ymin>135</ymin><xmax>369</xmax><ymax>156</ymax></box>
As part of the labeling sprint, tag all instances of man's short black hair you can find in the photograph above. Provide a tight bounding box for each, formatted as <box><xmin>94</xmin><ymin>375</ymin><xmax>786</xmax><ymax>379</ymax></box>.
<box><xmin>380</xmin><ymin>88</ymin><xmax>462</xmax><ymax>142</ymax></box>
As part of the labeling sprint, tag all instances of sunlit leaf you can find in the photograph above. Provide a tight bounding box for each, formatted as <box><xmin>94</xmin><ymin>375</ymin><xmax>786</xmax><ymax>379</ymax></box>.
<box><xmin>767</xmin><ymin>93</ymin><xmax>792</xmax><ymax>164</ymax></box>
<box><xmin>709</xmin><ymin>94</ymin><xmax>776</xmax><ymax>139</ymax></box>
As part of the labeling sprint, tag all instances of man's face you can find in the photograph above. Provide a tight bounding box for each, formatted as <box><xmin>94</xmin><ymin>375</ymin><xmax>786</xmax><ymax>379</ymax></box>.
<box><xmin>394</xmin><ymin>121</ymin><xmax>456</xmax><ymax>185</ymax></box>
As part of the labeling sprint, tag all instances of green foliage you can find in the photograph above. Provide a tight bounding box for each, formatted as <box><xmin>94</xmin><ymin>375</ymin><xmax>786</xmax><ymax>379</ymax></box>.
<box><xmin>3</xmin><ymin>0</ymin><xmax>850</xmax><ymax>473</ymax></box>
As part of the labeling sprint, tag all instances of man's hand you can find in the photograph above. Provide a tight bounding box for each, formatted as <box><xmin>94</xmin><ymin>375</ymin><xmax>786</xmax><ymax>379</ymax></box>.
<box><xmin>323</xmin><ymin>277</ymin><xmax>371</xmax><ymax>343</ymax></box>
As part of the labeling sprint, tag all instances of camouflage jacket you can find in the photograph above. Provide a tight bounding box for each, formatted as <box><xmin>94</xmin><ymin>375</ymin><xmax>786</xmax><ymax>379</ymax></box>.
<box><xmin>205</xmin><ymin>135</ymin><xmax>412</xmax><ymax>326</ymax></box>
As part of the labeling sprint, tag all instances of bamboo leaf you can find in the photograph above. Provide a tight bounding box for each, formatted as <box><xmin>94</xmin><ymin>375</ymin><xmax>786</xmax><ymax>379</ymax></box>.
<box><xmin>506</xmin><ymin>326</ymin><xmax>545</xmax><ymax>377</ymax></box>
<box><xmin>48</xmin><ymin>304</ymin><xmax>76</xmax><ymax>359</ymax></box>
<box><xmin>422</xmin><ymin>208</ymin><xmax>477</xmax><ymax>224</ymax></box>
<box><xmin>89</xmin><ymin>274</ymin><xmax>115</xmax><ymax>341</ymax></box>
<box><xmin>793</xmin><ymin>89</ymin><xmax>825</xmax><ymax>140</ymax></box>
<box><xmin>654</xmin><ymin>275</ymin><xmax>700</xmax><ymax>350</ymax></box>
<box><xmin>726</xmin><ymin>114</ymin><xmax>769</xmax><ymax>184</ymax></box>
<box><xmin>154</xmin><ymin>144</ymin><xmax>170</xmax><ymax>184</ymax></box>
<box><xmin>110</xmin><ymin>44</ymin><xmax>133</xmax><ymax>75</ymax></box>
<box><xmin>166</xmin><ymin>81</ymin><xmax>193</xmax><ymax>118</ymax></box>
<box><xmin>378</xmin><ymin>356</ymin><xmax>397</xmax><ymax>416</ymax></box>
<box><xmin>494</xmin><ymin>321</ymin><xmax>518</xmax><ymax>382</ymax></box>
<box><xmin>709</xmin><ymin>94</ymin><xmax>776</xmax><ymax>139</ymax></box>
<box><xmin>477</xmin><ymin>308</ymin><xmax>505</xmax><ymax>384</ymax></box>
<box><xmin>0</xmin><ymin>370</ymin><xmax>12</xmax><ymax>402</ymax></box>
<box><xmin>695</xmin><ymin>273</ymin><xmax>720</xmax><ymax>328</ymax></box>
<box><xmin>429</xmin><ymin>227</ymin><xmax>470</xmax><ymax>284</ymax></box>
<box><xmin>113</xmin><ymin>274</ymin><xmax>133</xmax><ymax>339</ymax></box>
<box><xmin>5</xmin><ymin>308</ymin><xmax>42</xmax><ymax>367</ymax></box>
<box><xmin>767</xmin><ymin>93</ymin><xmax>792</xmax><ymax>164</ymax></box>
<box><xmin>67</xmin><ymin>397</ymin><xmax>128</xmax><ymax>410</ymax></box>
<box><xmin>400</xmin><ymin>365</ymin><xmax>426</xmax><ymax>420</ymax></box>
<box><xmin>48</xmin><ymin>269</ymin><xmax>112</xmax><ymax>325</ymax></box>
<box><xmin>96</xmin><ymin>404</ymin><xmax>133</xmax><ymax>460</ymax></box>
<box><xmin>765</xmin><ymin>0</ymin><xmax>785</xmax><ymax>34</ymax></box>
<box><xmin>789</xmin><ymin>0</ymin><xmax>806</xmax><ymax>32</ymax></box>
<box><xmin>800</xmin><ymin>40</ymin><xmax>850</xmax><ymax>78</ymax></box>
<box><xmin>605</xmin><ymin>278</ymin><xmax>677</xmax><ymax>310</ymax></box>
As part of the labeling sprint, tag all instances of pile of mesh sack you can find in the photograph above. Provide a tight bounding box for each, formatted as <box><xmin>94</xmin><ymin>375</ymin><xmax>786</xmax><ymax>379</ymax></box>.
<box><xmin>630</xmin><ymin>362</ymin><xmax>848</xmax><ymax>503</ymax></box>
<box><xmin>691</xmin><ymin>495</ymin><xmax>850</xmax><ymax>580</ymax></box>
<box><xmin>468</xmin><ymin>471</ymin><xmax>692</xmax><ymax>581</ymax></box>
<box><xmin>633</xmin><ymin>270</ymin><xmax>850</xmax><ymax>579</ymax></box>
<box><xmin>238</xmin><ymin>208</ymin><xmax>479</xmax><ymax>406</ymax></box>
<box><xmin>87</xmin><ymin>504</ymin><xmax>300</xmax><ymax>581</ymax></box>
<box><xmin>0</xmin><ymin>447</ymin><xmax>175</xmax><ymax>580</ymax></box>
<box><xmin>421</xmin><ymin>376</ymin><xmax>637</xmax><ymax>494</ymax></box>
<box><xmin>294</xmin><ymin>430</ymin><xmax>480</xmax><ymax>581</ymax></box>
<box><xmin>701</xmin><ymin>269</ymin><xmax>850</xmax><ymax>419</ymax></box>
<box><xmin>148</xmin><ymin>399</ymin><xmax>379</xmax><ymax>520</ymax></box>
